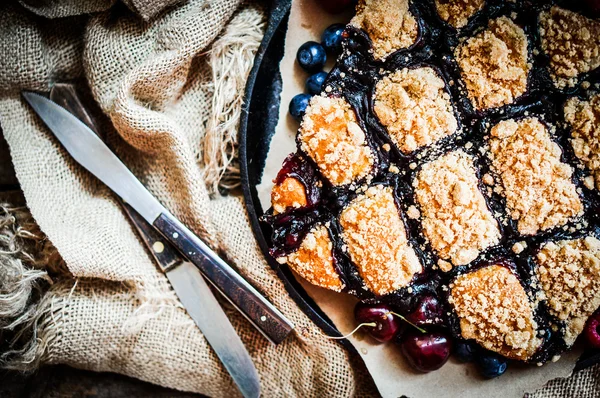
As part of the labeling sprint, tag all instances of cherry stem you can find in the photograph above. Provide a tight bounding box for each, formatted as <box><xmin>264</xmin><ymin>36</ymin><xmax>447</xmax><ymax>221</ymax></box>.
<box><xmin>386</xmin><ymin>311</ymin><xmax>426</xmax><ymax>334</ymax></box>
<box><xmin>320</xmin><ymin>322</ymin><xmax>378</xmax><ymax>340</ymax></box>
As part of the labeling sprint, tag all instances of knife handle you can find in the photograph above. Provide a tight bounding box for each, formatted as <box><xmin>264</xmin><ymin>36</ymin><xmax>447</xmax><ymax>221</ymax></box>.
<box><xmin>121</xmin><ymin>202</ymin><xmax>182</xmax><ymax>272</ymax></box>
<box><xmin>153</xmin><ymin>212</ymin><xmax>294</xmax><ymax>344</ymax></box>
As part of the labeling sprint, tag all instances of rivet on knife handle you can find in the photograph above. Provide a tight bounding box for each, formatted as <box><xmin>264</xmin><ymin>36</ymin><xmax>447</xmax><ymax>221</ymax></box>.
<box><xmin>154</xmin><ymin>212</ymin><xmax>294</xmax><ymax>344</ymax></box>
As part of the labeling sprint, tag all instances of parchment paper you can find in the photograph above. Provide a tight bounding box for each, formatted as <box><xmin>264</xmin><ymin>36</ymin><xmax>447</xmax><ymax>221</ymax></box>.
<box><xmin>256</xmin><ymin>1</ymin><xmax>582</xmax><ymax>396</ymax></box>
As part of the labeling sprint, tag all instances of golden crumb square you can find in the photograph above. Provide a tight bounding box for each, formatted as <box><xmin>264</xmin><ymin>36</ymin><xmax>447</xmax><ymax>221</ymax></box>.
<box><xmin>299</xmin><ymin>96</ymin><xmax>374</xmax><ymax>186</ymax></box>
<box><xmin>539</xmin><ymin>6</ymin><xmax>600</xmax><ymax>89</ymax></box>
<box><xmin>350</xmin><ymin>0</ymin><xmax>418</xmax><ymax>60</ymax></box>
<box><xmin>374</xmin><ymin>67</ymin><xmax>458</xmax><ymax>153</ymax></box>
<box><xmin>414</xmin><ymin>150</ymin><xmax>501</xmax><ymax>268</ymax></box>
<box><xmin>535</xmin><ymin>236</ymin><xmax>600</xmax><ymax>346</ymax></box>
<box><xmin>449</xmin><ymin>265</ymin><xmax>543</xmax><ymax>361</ymax></box>
<box><xmin>488</xmin><ymin>117</ymin><xmax>583</xmax><ymax>235</ymax></box>
<box><xmin>564</xmin><ymin>94</ymin><xmax>600</xmax><ymax>191</ymax></box>
<box><xmin>340</xmin><ymin>185</ymin><xmax>422</xmax><ymax>295</ymax></box>
<box><xmin>435</xmin><ymin>0</ymin><xmax>485</xmax><ymax>29</ymax></box>
<box><xmin>455</xmin><ymin>16</ymin><xmax>530</xmax><ymax>110</ymax></box>
<box><xmin>279</xmin><ymin>225</ymin><xmax>345</xmax><ymax>292</ymax></box>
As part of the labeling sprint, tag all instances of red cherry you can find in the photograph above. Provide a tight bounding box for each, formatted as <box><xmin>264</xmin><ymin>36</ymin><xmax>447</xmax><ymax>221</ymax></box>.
<box><xmin>400</xmin><ymin>330</ymin><xmax>452</xmax><ymax>372</ymax></box>
<box><xmin>354</xmin><ymin>302</ymin><xmax>401</xmax><ymax>343</ymax></box>
<box><xmin>321</xmin><ymin>0</ymin><xmax>354</xmax><ymax>14</ymax></box>
<box><xmin>584</xmin><ymin>313</ymin><xmax>600</xmax><ymax>349</ymax></box>
<box><xmin>406</xmin><ymin>295</ymin><xmax>445</xmax><ymax>327</ymax></box>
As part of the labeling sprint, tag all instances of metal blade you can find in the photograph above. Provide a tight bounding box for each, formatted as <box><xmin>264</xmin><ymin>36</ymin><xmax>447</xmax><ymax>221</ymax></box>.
<box><xmin>167</xmin><ymin>262</ymin><xmax>261</xmax><ymax>398</ymax></box>
<box><xmin>22</xmin><ymin>91</ymin><xmax>165</xmax><ymax>224</ymax></box>
<box><xmin>43</xmin><ymin>85</ymin><xmax>263</xmax><ymax>396</ymax></box>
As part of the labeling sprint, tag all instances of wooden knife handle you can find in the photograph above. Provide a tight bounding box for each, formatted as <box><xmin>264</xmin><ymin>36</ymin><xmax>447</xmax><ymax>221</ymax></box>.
<box><xmin>121</xmin><ymin>202</ymin><xmax>182</xmax><ymax>272</ymax></box>
<box><xmin>153</xmin><ymin>212</ymin><xmax>294</xmax><ymax>344</ymax></box>
<box><xmin>48</xmin><ymin>83</ymin><xmax>294</xmax><ymax>344</ymax></box>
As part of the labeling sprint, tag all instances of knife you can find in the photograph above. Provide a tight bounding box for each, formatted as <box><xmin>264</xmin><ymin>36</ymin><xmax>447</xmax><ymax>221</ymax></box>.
<box><xmin>47</xmin><ymin>84</ymin><xmax>260</xmax><ymax>398</ymax></box>
<box><xmin>22</xmin><ymin>91</ymin><xmax>294</xmax><ymax>347</ymax></box>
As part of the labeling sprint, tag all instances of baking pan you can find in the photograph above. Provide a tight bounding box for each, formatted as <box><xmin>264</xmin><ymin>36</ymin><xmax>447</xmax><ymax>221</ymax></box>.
<box><xmin>238</xmin><ymin>0</ymin><xmax>600</xmax><ymax>369</ymax></box>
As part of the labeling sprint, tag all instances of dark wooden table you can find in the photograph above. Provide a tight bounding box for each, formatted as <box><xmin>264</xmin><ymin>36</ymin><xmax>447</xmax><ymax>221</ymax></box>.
<box><xmin>1</xmin><ymin>366</ymin><xmax>202</xmax><ymax>398</ymax></box>
<box><xmin>0</xmin><ymin>130</ymin><xmax>203</xmax><ymax>397</ymax></box>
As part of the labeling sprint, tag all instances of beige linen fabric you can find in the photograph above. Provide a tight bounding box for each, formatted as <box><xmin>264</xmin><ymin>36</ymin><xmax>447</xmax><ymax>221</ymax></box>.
<box><xmin>0</xmin><ymin>0</ymin><xmax>597</xmax><ymax>397</ymax></box>
<box><xmin>18</xmin><ymin>0</ymin><xmax>182</xmax><ymax>20</ymax></box>
<box><xmin>527</xmin><ymin>365</ymin><xmax>600</xmax><ymax>398</ymax></box>
<box><xmin>0</xmin><ymin>0</ymin><xmax>375</xmax><ymax>396</ymax></box>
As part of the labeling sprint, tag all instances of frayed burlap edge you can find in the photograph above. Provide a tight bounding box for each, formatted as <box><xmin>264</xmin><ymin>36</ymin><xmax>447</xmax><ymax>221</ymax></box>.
<box><xmin>201</xmin><ymin>4</ymin><xmax>266</xmax><ymax>194</ymax></box>
<box><xmin>0</xmin><ymin>201</ymin><xmax>64</xmax><ymax>369</ymax></box>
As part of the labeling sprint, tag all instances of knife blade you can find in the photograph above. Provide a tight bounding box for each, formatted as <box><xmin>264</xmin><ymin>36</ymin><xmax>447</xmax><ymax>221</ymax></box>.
<box><xmin>123</xmin><ymin>206</ymin><xmax>261</xmax><ymax>398</ymax></box>
<box><xmin>22</xmin><ymin>91</ymin><xmax>294</xmax><ymax>346</ymax></box>
<box><xmin>48</xmin><ymin>84</ymin><xmax>260</xmax><ymax>398</ymax></box>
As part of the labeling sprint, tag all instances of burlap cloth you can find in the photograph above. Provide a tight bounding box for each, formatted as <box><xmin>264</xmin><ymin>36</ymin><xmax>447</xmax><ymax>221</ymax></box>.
<box><xmin>0</xmin><ymin>0</ymin><xmax>597</xmax><ymax>396</ymax></box>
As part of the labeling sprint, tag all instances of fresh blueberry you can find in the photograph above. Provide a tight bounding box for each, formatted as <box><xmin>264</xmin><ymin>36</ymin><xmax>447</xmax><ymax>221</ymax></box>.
<box><xmin>476</xmin><ymin>352</ymin><xmax>508</xmax><ymax>379</ymax></box>
<box><xmin>305</xmin><ymin>72</ymin><xmax>328</xmax><ymax>95</ymax></box>
<box><xmin>454</xmin><ymin>340</ymin><xmax>476</xmax><ymax>363</ymax></box>
<box><xmin>289</xmin><ymin>93</ymin><xmax>312</xmax><ymax>121</ymax></box>
<box><xmin>296</xmin><ymin>41</ymin><xmax>327</xmax><ymax>73</ymax></box>
<box><xmin>321</xmin><ymin>23</ymin><xmax>346</xmax><ymax>54</ymax></box>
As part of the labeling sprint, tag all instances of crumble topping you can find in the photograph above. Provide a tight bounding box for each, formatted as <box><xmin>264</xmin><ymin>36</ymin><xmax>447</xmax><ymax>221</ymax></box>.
<box><xmin>435</xmin><ymin>0</ymin><xmax>485</xmax><ymax>29</ymax></box>
<box><xmin>536</xmin><ymin>236</ymin><xmax>600</xmax><ymax>346</ymax></box>
<box><xmin>280</xmin><ymin>225</ymin><xmax>344</xmax><ymax>292</ymax></box>
<box><xmin>489</xmin><ymin>118</ymin><xmax>583</xmax><ymax>235</ymax></box>
<box><xmin>339</xmin><ymin>185</ymin><xmax>422</xmax><ymax>295</ymax></box>
<box><xmin>512</xmin><ymin>241</ymin><xmax>527</xmax><ymax>254</ymax></box>
<box><xmin>407</xmin><ymin>205</ymin><xmax>420</xmax><ymax>220</ymax></box>
<box><xmin>539</xmin><ymin>7</ymin><xmax>600</xmax><ymax>89</ymax></box>
<box><xmin>564</xmin><ymin>94</ymin><xmax>600</xmax><ymax>190</ymax></box>
<box><xmin>271</xmin><ymin>177</ymin><xmax>307</xmax><ymax>214</ymax></box>
<box><xmin>373</xmin><ymin>67</ymin><xmax>458</xmax><ymax>153</ymax></box>
<box><xmin>299</xmin><ymin>96</ymin><xmax>374</xmax><ymax>186</ymax></box>
<box><xmin>414</xmin><ymin>150</ymin><xmax>501</xmax><ymax>268</ymax></box>
<box><xmin>455</xmin><ymin>16</ymin><xmax>530</xmax><ymax>110</ymax></box>
<box><xmin>449</xmin><ymin>265</ymin><xmax>543</xmax><ymax>361</ymax></box>
<box><xmin>350</xmin><ymin>0</ymin><xmax>418</xmax><ymax>61</ymax></box>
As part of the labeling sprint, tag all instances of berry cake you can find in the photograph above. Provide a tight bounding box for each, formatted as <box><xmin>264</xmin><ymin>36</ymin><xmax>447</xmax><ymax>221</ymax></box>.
<box><xmin>263</xmin><ymin>0</ymin><xmax>600</xmax><ymax>372</ymax></box>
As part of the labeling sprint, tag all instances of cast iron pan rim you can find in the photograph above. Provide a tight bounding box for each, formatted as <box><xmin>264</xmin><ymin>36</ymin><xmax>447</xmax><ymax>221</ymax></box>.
<box><xmin>239</xmin><ymin>0</ymin><xmax>353</xmax><ymax>347</ymax></box>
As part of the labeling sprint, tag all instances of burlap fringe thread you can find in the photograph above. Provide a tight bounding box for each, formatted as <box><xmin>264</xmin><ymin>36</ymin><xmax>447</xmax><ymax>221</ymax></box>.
<box><xmin>0</xmin><ymin>203</ymin><xmax>61</xmax><ymax>369</ymax></box>
<box><xmin>0</xmin><ymin>5</ymin><xmax>265</xmax><ymax>371</ymax></box>
<box><xmin>202</xmin><ymin>6</ymin><xmax>265</xmax><ymax>194</ymax></box>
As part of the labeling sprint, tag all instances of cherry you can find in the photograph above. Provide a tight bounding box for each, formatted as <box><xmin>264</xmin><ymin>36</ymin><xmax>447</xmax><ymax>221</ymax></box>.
<box><xmin>320</xmin><ymin>0</ymin><xmax>354</xmax><ymax>14</ymax></box>
<box><xmin>584</xmin><ymin>312</ymin><xmax>600</xmax><ymax>349</ymax></box>
<box><xmin>406</xmin><ymin>295</ymin><xmax>445</xmax><ymax>327</ymax></box>
<box><xmin>399</xmin><ymin>330</ymin><xmax>452</xmax><ymax>372</ymax></box>
<box><xmin>354</xmin><ymin>302</ymin><xmax>401</xmax><ymax>343</ymax></box>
